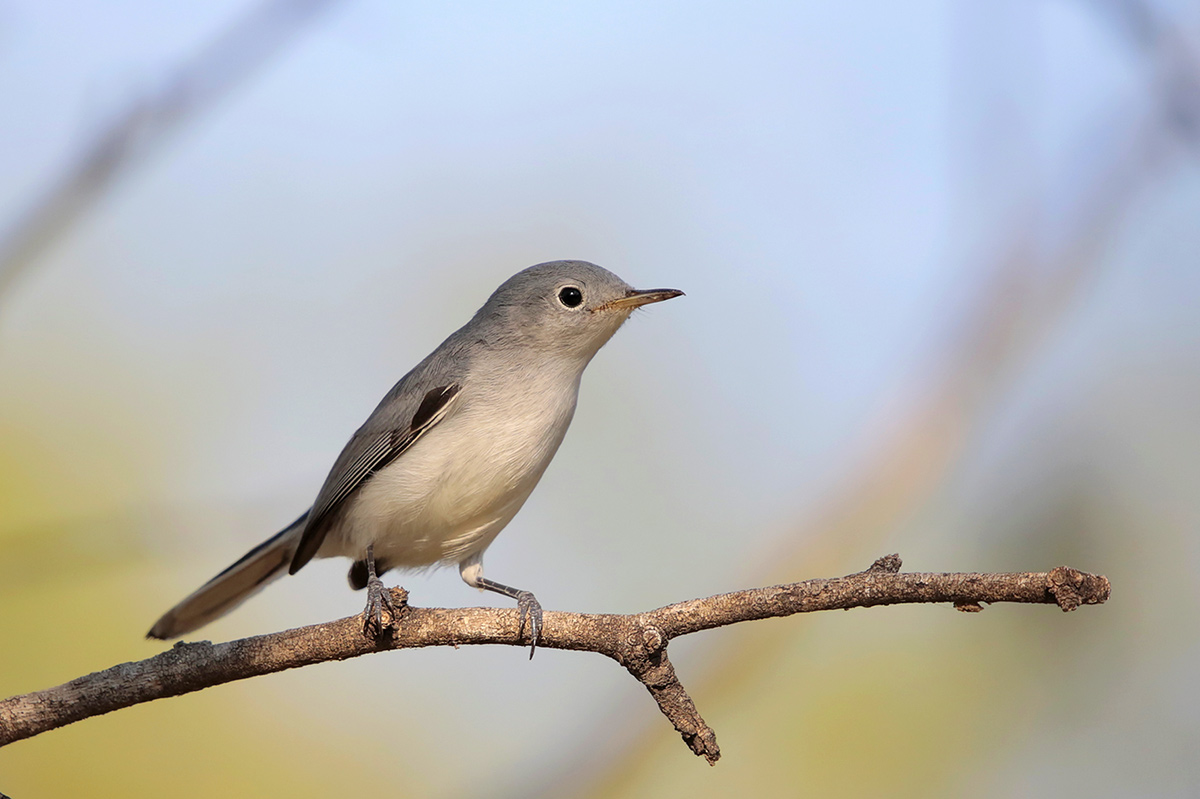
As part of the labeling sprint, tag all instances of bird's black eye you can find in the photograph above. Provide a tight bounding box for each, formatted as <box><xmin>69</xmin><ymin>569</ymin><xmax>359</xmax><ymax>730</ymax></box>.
<box><xmin>558</xmin><ymin>286</ymin><xmax>583</xmax><ymax>308</ymax></box>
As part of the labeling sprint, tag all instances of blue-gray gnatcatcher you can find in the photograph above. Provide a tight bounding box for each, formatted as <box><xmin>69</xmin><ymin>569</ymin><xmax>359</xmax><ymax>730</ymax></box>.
<box><xmin>148</xmin><ymin>260</ymin><xmax>682</xmax><ymax>651</ymax></box>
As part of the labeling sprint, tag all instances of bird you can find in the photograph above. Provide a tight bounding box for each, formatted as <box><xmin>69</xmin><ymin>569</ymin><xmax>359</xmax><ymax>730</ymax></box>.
<box><xmin>148</xmin><ymin>260</ymin><xmax>683</xmax><ymax>653</ymax></box>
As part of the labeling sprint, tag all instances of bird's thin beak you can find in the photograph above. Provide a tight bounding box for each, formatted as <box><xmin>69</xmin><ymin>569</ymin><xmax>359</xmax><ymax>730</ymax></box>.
<box><xmin>600</xmin><ymin>288</ymin><xmax>685</xmax><ymax>311</ymax></box>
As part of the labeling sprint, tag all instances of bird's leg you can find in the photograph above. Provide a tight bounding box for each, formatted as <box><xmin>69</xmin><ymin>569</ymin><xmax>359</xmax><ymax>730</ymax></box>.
<box><xmin>362</xmin><ymin>544</ymin><xmax>397</xmax><ymax>639</ymax></box>
<box><xmin>475</xmin><ymin>577</ymin><xmax>543</xmax><ymax>658</ymax></box>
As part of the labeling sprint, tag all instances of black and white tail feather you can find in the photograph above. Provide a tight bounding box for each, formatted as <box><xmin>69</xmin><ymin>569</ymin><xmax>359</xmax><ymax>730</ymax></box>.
<box><xmin>147</xmin><ymin>512</ymin><xmax>308</xmax><ymax>639</ymax></box>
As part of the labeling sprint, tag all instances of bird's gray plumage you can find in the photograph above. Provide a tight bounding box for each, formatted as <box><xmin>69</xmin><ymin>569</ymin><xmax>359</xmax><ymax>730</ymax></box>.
<box><xmin>148</xmin><ymin>260</ymin><xmax>682</xmax><ymax>643</ymax></box>
<box><xmin>290</xmin><ymin>382</ymin><xmax>462</xmax><ymax>572</ymax></box>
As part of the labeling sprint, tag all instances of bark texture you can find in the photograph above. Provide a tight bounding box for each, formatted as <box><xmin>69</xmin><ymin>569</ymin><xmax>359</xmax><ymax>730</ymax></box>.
<box><xmin>0</xmin><ymin>556</ymin><xmax>1110</xmax><ymax>762</ymax></box>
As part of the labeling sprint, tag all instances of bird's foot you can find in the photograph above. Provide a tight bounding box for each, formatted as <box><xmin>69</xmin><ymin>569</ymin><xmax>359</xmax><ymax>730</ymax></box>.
<box><xmin>515</xmin><ymin>590</ymin><xmax>543</xmax><ymax>659</ymax></box>
<box><xmin>471</xmin><ymin>575</ymin><xmax>543</xmax><ymax>659</ymax></box>
<box><xmin>363</xmin><ymin>576</ymin><xmax>398</xmax><ymax>640</ymax></box>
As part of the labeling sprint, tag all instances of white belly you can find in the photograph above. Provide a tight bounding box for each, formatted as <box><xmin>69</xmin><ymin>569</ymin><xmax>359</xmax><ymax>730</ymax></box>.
<box><xmin>319</xmin><ymin>376</ymin><xmax>577</xmax><ymax>568</ymax></box>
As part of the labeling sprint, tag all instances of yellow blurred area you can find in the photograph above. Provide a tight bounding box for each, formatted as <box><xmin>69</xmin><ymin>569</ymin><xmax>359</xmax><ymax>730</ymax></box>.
<box><xmin>0</xmin><ymin>392</ymin><xmax>370</xmax><ymax>796</ymax></box>
<box><xmin>587</xmin><ymin>611</ymin><xmax>1041</xmax><ymax>797</ymax></box>
<box><xmin>1</xmin><ymin>572</ymin><xmax>354</xmax><ymax>797</ymax></box>
<box><xmin>0</xmin><ymin>355</ymin><xmax>526</xmax><ymax>796</ymax></box>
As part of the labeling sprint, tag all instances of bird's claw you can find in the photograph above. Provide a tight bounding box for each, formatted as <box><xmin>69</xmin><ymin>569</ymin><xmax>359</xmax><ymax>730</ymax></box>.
<box><xmin>515</xmin><ymin>590</ymin><xmax>543</xmax><ymax>659</ymax></box>
<box><xmin>363</xmin><ymin>576</ymin><xmax>397</xmax><ymax>640</ymax></box>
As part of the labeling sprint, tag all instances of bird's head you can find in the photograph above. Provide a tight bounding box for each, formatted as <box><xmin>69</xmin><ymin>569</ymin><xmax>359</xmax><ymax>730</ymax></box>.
<box><xmin>478</xmin><ymin>260</ymin><xmax>683</xmax><ymax>363</ymax></box>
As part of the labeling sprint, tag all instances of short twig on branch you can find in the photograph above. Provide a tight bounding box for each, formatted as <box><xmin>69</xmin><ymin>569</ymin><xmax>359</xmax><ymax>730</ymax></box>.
<box><xmin>0</xmin><ymin>556</ymin><xmax>1109</xmax><ymax>762</ymax></box>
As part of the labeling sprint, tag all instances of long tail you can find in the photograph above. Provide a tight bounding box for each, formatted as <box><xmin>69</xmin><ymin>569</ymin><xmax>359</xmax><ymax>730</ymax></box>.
<box><xmin>147</xmin><ymin>510</ymin><xmax>310</xmax><ymax>639</ymax></box>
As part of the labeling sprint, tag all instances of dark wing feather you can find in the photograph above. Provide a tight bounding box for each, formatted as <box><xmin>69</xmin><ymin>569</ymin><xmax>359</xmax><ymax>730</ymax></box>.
<box><xmin>288</xmin><ymin>383</ymin><xmax>461</xmax><ymax>573</ymax></box>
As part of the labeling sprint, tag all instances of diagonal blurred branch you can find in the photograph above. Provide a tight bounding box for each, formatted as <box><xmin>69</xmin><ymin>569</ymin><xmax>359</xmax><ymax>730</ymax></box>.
<box><xmin>1091</xmin><ymin>0</ymin><xmax>1200</xmax><ymax>144</ymax></box>
<box><xmin>0</xmin><ymin>0</ymin><xmax>344</xmax><ymax>305</ymax></box>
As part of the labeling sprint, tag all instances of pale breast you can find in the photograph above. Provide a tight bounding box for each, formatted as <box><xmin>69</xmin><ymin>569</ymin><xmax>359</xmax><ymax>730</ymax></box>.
<box><xmin>324</xmin><ymin>369</ymin><xmax>580</xmax><ymax>567</ymax></box>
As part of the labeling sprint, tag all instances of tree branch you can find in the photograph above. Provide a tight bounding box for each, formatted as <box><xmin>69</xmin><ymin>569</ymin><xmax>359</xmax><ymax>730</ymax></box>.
<box><xmin>0</xmin><ymin>556</ymin><xmax>1109</xmax><ymax>762</ymax></box>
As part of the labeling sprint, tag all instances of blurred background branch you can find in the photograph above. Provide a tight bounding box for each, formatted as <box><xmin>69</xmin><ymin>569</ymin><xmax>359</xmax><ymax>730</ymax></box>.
<box><xmin>0</xmin><ymin>0</ymin><xmax>342</xmax><ymax>304</ymax></box>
